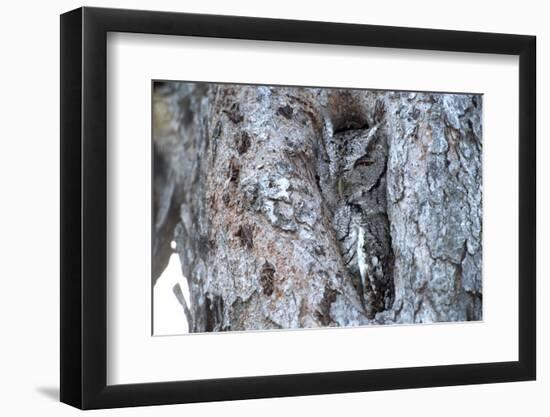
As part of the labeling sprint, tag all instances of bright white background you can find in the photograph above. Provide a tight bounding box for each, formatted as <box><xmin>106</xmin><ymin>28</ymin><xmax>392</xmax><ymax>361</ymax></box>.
<box><xmin>0</xmin><ymin>0</ymin><xmax>546</xmax><ymax>415</ymax></box>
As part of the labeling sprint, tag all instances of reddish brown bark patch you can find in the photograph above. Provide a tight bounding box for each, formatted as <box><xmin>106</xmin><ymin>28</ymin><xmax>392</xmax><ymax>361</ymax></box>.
<box><xmin>235</xmin><ymin>224</ymin><xmax>254</xmax><ymax>250</ymax></box>
<box><xmin>260</xmin><ymin>261</ymin><xmax>276</xmax><ymax>296</ymax></box>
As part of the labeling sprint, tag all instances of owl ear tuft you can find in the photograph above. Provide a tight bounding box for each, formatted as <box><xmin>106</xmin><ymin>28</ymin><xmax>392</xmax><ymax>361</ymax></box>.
<box><xmin>363</xmin><ymin>125</ymin><xmax>380</xmax><ymax>151</ymax></box>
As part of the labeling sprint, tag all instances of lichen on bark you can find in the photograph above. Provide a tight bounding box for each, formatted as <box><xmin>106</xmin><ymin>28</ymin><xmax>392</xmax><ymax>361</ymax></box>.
<box><xmin>153</xmin><ymin>82</ymin><xmax>482</xmax><ymax>332</ymax></box>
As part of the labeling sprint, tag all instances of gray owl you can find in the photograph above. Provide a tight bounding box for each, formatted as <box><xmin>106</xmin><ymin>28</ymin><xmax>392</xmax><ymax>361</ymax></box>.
<box><xmin>330</xmin><ymin>125</ymin><xmax>394</xmax><ymax>319</ymax></box>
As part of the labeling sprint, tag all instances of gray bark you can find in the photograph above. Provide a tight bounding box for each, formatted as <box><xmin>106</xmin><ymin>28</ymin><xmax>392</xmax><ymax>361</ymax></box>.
<box><xmin>153</xmin><ymin>82</ymin><xmax>482</xmax><ymax>332</ymax></box>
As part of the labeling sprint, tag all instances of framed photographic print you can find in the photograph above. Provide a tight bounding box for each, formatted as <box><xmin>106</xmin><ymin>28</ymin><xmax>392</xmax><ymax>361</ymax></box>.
<box><xmin>60</xmin><ymin>6</ymin><xmax>536</xmax><ymax>409</ymax></box>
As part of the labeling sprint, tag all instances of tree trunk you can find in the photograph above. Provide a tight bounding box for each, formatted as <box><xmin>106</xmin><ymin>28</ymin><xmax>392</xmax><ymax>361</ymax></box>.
<box><xmin>153</xmin><ymin>82</ymin><xmax>482</xmax><ymax>332</ymax></box>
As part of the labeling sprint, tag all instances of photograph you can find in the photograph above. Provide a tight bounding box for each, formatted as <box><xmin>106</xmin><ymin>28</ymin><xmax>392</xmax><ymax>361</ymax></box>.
<box><xmin>152</xmin><ymin>81</ymin><xmax>483</xmax><ymax>334</ymax></box>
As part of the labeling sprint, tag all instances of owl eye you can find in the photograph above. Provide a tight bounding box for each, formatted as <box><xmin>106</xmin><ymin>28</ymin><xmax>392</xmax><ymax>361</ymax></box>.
<box><xmin>353</xmin><ymin>156</ymin><xmax>374</xmax><ymax>168</ymax></box>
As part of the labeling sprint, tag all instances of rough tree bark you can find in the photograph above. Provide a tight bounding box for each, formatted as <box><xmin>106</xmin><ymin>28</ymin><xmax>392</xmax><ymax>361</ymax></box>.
<box><xmin>153</xmin><ymin>82</ymin><xmax>482</xmax><ymax>332</ymax></box>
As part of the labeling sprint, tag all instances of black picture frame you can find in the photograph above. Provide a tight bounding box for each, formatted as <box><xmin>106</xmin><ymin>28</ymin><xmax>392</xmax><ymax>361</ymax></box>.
<box><xmin>60</xmin><ymin>6</ymin><xmax>536</xmax><ymax>410</ymax></box>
